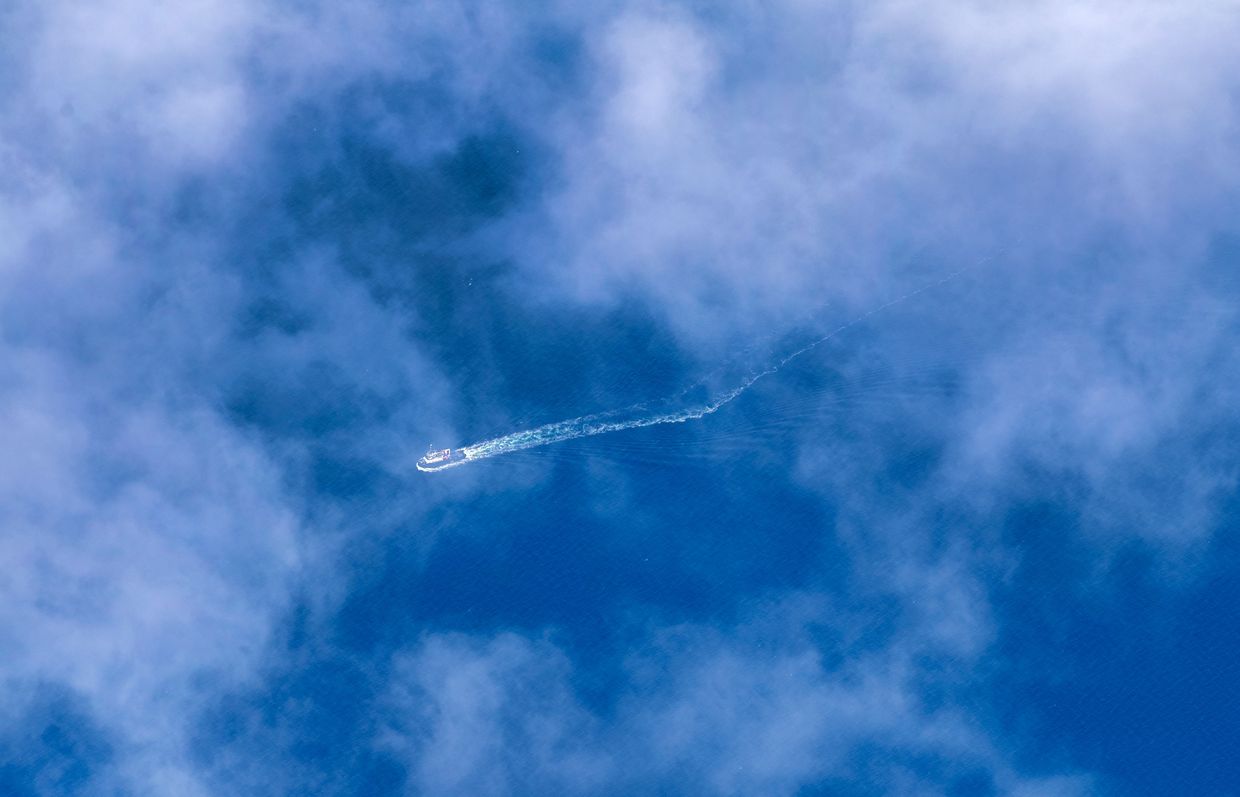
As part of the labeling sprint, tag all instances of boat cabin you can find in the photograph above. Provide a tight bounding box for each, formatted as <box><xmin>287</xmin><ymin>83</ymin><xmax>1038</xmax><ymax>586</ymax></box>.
<box><xmin>424</xmin><ymin>447</ymin><xmax>452</xmax><ymax>463</ymax></box>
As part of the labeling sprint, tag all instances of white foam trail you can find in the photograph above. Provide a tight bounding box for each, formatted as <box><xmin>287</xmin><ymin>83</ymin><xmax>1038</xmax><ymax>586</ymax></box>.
<box><xmin>442</xmin><ymin>268</ymin><xmax>968</xmax><ymax>469</ymax></box>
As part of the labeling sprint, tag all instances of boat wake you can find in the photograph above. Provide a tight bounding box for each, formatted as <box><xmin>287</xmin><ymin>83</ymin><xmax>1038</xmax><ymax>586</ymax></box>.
<box><xmin>422</xmin><ymin>268</ymin><xmax>969</xmax><ymax>472</ymax></box>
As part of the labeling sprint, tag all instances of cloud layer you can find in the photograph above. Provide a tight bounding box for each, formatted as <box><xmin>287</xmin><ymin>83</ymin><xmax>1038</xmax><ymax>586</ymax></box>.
<box><xmin>3</xmin><ymin>1</ymin><xmax>1239</xmax><ymax>795</ymax></box>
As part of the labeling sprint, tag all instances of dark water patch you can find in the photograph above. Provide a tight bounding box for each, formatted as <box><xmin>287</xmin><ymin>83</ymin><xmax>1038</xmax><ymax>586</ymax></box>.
<box><xmin>0</xmin><ymin>686</ymin><xmax>114</xmax><ymax>797</ymax></box>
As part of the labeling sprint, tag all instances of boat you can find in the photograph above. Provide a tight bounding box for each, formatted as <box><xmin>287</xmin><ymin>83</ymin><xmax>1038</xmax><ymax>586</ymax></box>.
<box><xmin>417</xmin><ymin>445</ymin><xmax>469</xmax><ymax>472</ymax></box>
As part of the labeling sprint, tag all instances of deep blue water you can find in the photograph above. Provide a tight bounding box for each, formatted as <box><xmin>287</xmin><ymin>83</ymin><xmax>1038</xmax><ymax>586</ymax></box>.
<box><xmin>7</xmin><ymin>8</ymin><xmax>1240</xmax><ymax>796</ymax></box>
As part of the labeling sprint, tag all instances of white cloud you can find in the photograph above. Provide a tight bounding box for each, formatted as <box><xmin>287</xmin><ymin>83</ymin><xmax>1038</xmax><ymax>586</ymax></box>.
<box><xmin>17</xmin><ymin>0</ymin><xmax>257</xmax><ymax>171</ymax></box>
<box><xmin>380</xmin><ymin>599</ymin><xmax>1092</xmax><ymax>796</ymax></box>
<box><xmin>516</xmin><ymin>1</ymin><xmax>1240</xmax><ymax>346</ymax></box>
<box><xmin>0</xmin><ymin>1</ymin><xmax>470</xmax><ymax>790</ymax></box>
<box><xmin>0</xmin><ymin>344</ymin><xmax>301</xmax><ymax>795</ymax></box>
<box><xmin>381</xmin><ymin>633</ymin><xmax>613</xmax><ymax>796</ymax></box>
<box><xmin>602</xmin><ymin>12</ymin><xmax>717</xmax><ymax>142</ymax></box>
<box><xmin>947</xmin><ymin>257</ymin><xmax>1240</xmax><ymax>548</ymax></box>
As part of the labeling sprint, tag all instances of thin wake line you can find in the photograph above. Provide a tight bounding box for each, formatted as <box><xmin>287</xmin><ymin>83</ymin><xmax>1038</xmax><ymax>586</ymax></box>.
<box><xmin>421</xmin><ymin>262</ymin><xmax>985</xmax><ymax>472</ymax></box>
